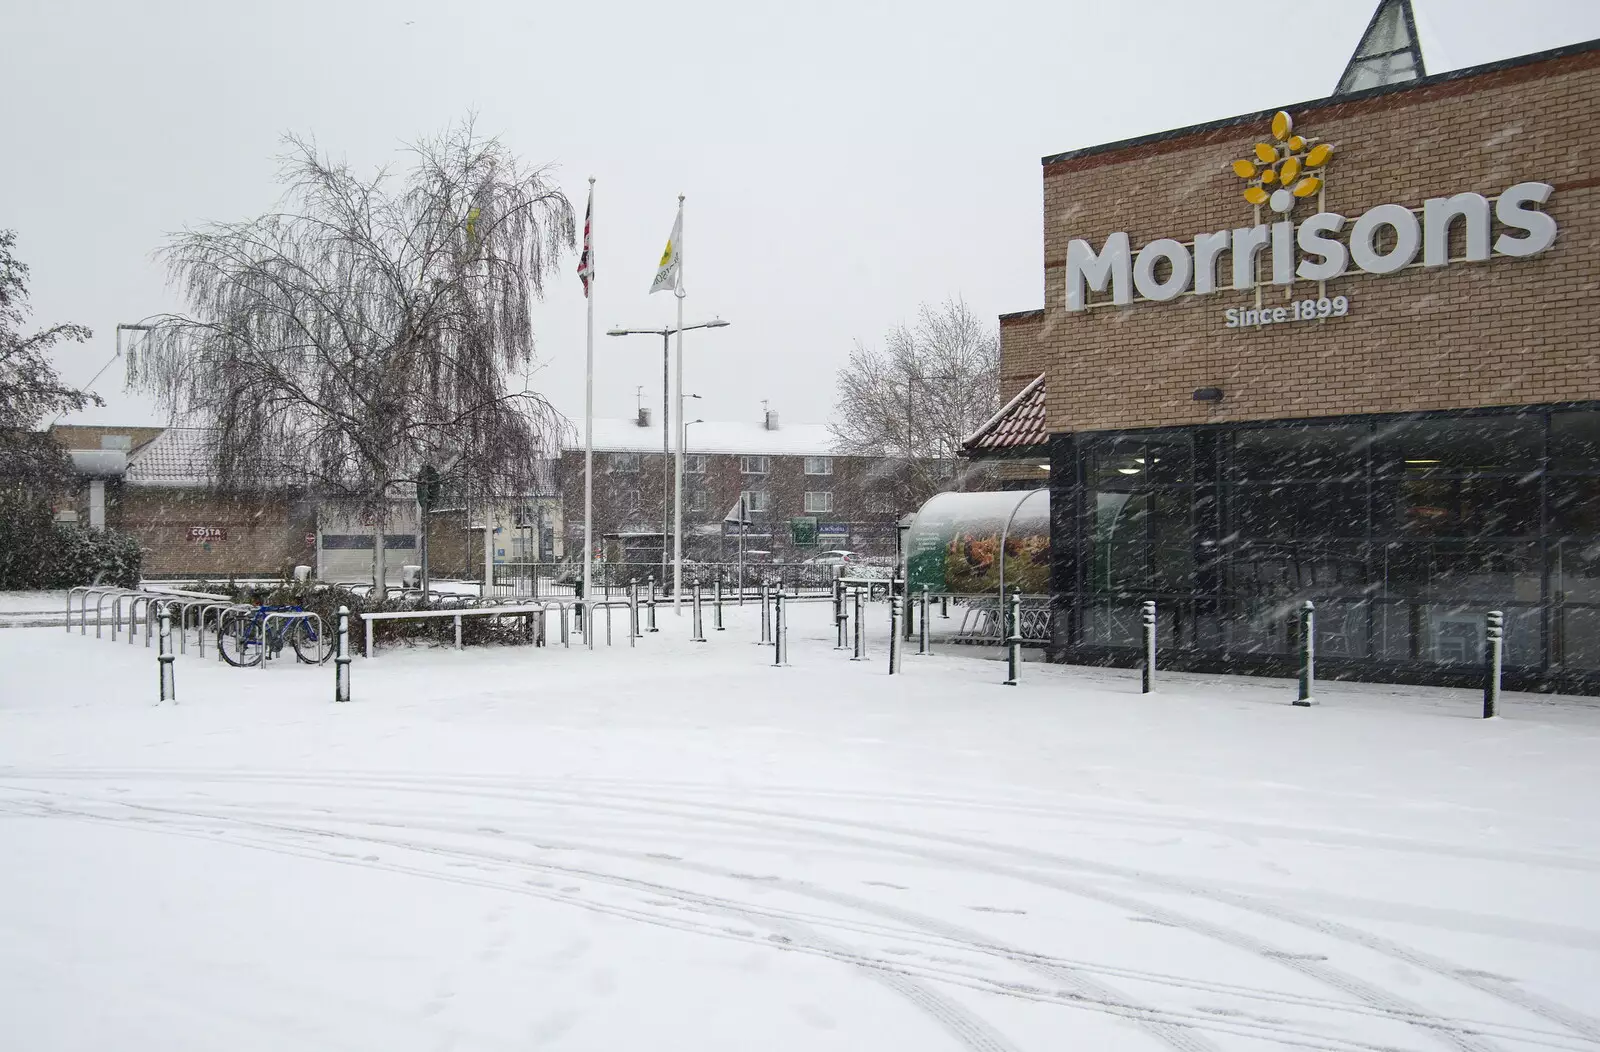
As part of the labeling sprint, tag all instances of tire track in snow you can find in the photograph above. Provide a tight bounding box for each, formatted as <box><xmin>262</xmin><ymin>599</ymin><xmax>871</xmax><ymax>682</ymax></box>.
<box><xmin>9</xmin><ymin>783</ymin><xmax>1587</xmax><ymax>1048</ymax></box>
<box><xmin>6</xmin><ymin>792</ymin><xmax>1498</xmax><ymax>1052</ymax></box>
<box><xmin>11</xmin><ymin>771</ymin><xmax>1599</xmax><ymax>1049</ymax></box>
<box><xmin>4</xmin><ymin>796</ymin><xmax>1024</xmax><ymax>1052</ymax></box>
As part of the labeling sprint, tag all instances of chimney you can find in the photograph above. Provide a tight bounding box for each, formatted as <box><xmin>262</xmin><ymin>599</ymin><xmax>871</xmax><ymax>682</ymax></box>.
<box><xmin>637</xmin><ymin>407</ymin><xmax>652</xmax><ymax>427</ymax></box>
<box><xmin>764</xmin><ymin>409</ymin><xmax>779</xmax><ymax>431</ymax></box>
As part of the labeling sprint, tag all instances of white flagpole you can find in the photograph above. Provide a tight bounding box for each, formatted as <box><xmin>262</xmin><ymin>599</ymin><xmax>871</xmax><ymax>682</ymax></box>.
<box><xmin>673</xmin><ymin>193</ymin><xmax>686</xmax><ymax>611</ymax></box>
<box><xmin>583</xmin><ymin>176</ymin><xmax>596</xmax><ymax>604</ymax></box>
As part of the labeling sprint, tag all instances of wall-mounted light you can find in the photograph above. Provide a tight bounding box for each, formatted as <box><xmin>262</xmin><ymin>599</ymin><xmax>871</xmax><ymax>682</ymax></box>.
<box><xmin>1193</xmin><ymin>387</ymin><xmax>1224</xmax><ymax>402</ymax></box>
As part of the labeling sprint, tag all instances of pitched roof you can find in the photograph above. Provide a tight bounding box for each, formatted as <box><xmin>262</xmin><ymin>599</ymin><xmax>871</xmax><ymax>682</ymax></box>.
<box><xmin>125</xmin><ymin>427</ymin><xmax>214</xmax><ymax>487</ymax></box>
<box><xmin>962</xmin><ymin>375</ymin><xmax>1047</xmax><ymax>456</ymax></box>
<box><xmin>569</xmin><ymin>417</ymin><xmax>838</xmax><ymax>457</ymax></box>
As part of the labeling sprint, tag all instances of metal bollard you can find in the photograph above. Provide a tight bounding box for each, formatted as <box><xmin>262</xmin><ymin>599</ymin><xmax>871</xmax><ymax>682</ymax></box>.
<box><xmin>940</xmin><ymin>595</ymin><xmax>949</xmax><ymax>619</ymax></box>
<box><xmin>157</xmin><ymin>607</ymin><xmax>176</xmax><ymax>704</ymax></box>
<box><xmin>692</xmin><ymin>585</ymin><xmax>707</xmax><ymax>643</ymax></box>
<box><xmin>1294</xmin><ymin>600</ymin><xmax>1316</xmax><ymax>706</ymax></box>
<box><xmin>851</xmin><ymin>590</ymin><xmax>865</xmax><ymax>661</ymax></box>
<box><xmin>714</xmin><ymin>579</ymin><xmax>725</xmax><ymax>631</ymax></box>
<box><xmin>888</xmin><ymin>595</ymin><xmax>901</xmax><ymax>674</ymax></box>
<box><xmin>630</xmin><ymin>583</ymin><xmax>642</xmax><ymax>639</ymax></box>
<box><xmin>335</xmin><ymin>605</ymin><xmax>352</xmax><ymax>703</ymax></box>
<box><xmin>835</xmin><ymin>585</ymin><xmax>850</xmax><ymax>651</ymax></box>
<box><xmin>760</xmin><ymin>582</ymin><xmax>772</xmax><ymax>644</ymax></box>
<box><xmin>647</xmin><ymin>576</ymin><xmax>659</xmax><ymax>633</ymax></box>
<box><xmin>918</xmin><ymin>585</ymin><xmax>930</xmax><ymax>656</ymax></box>
<box><xmin>1484</xmin><ymin>610</ymin><xmax>1504</xmax><ymax>718</ymax></box>
<box><xmin>587</xmin><ymin>601</ymin><xmax>595</xmax><ymax>650</ymax></box>
<box><xmin>772</xmin><ymin>591</ymin><xmax>788</xmax><ymax>666</ymax></box>
<box><xmin>1141</xmin><ymin>600</ymin><xmax>1156</xmax><ymax>694</ymax></box>
<box><xmin>1003</xmin><ymin>593</ymin><xmax>1022</xmax><ymax>686</ymax></box>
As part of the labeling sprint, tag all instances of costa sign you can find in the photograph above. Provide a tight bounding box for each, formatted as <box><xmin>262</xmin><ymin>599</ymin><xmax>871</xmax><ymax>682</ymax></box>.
<box><xmin>1064</xmin><ymin>111</ymin><xmax>1558</xmax><ymax>315</ymax></box>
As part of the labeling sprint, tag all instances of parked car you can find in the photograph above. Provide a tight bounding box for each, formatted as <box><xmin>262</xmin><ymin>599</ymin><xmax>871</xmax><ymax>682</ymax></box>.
<box><xmin>804</xmin><ymin>549</ymin><xmax>858</xmax><ymax>567</ymax></box>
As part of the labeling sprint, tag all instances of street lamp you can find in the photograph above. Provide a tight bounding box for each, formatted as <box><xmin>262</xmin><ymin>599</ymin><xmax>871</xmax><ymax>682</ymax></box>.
<box><xmin>607</xmin><ymin>319</ymin><xmax>729</xmax><ymax>604</ymax></box>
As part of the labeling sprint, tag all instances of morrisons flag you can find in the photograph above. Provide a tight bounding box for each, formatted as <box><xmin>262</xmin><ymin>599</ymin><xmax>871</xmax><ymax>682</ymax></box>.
<box><xmin>649</xmin><ymin>208</ymin><xmax>682</xmax><ymax>294</ymax></box>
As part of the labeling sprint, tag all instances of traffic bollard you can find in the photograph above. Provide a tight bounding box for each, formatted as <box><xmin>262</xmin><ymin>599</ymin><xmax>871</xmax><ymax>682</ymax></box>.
<box><xmin>1003</xmin><ymin>593</ymin><xmax>1021</xmax><ymax>686</ymax></box>
<box><xmin>918</xmin><ymin>586</ymin><xmax>930</xmax><ymax>656</ymax></box>
<box><xmin>941</xmin><ymin>595</ymin><xmax>950</xmax><ymax>619</ymax></box>
<box><xmin>714</xmin><ymin>579</ymin><xmax>725</xmax><ymax>631</ymax></box>
<box><xmin>888</xmin><ymin>595</ymin><xmax>902</xmax><ymax>674</ymax></box>
<box><xmin>1294</xmin><ymin>600</ymin><xmax>1316</xmax><ymax>706</ymax></box>
<box><xmin>630</xmin><ymin>582</ymin><xmax>641</xmax><ymax>640</ymax></box>
<box><xmin>773</xmin><ymin>592</ymin><xmax>788</xmax><ymax>666</ymax></box>
<box><xmin>692</xmin><ymin>585</ymin><xmax>707</xmax><ymax>642</ymax></box>
<box><xmin>760</xmin><ymin>582</ymin><xmax>772</xmax><ymax>644</ymax></box>
<box><xmin>835</xmin><ymin>585</ymin><xmax>850</xmax><ymax>651</ymax></box>
<box><xmin>158</xmin><ymin>607</ymin><xmax>176</xmax><ymax>704</ymax></box>
<box><xmin>851</xmin><ymin>590</ymin><xmax>865</xmax><ymax>661</ymax></box>
<box><xmin>647</xmin><ymin>576</ymin><xmax>659</xmax><ymax>633</ymax></box>
<box><xmin>1484</xmin><ymin>610</ymin><xmax>1503</xmax><ymax>718</ymax></box>
<box><xmin>1141</xmin><ymin>600</ymin><xmax>1156</xmax><ymax>694</ymax></box>
<box><xmin>335</xmin><ymin>605</ymin><xmax>352</xmax><ymax>703</ymax></box>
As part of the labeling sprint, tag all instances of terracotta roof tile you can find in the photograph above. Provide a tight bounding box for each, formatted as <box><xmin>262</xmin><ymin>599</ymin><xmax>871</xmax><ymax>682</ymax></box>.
<box><xmin>962</xmin><ymin>375</ymin><xmax>1046</xmax><ymax>456</ymax></box>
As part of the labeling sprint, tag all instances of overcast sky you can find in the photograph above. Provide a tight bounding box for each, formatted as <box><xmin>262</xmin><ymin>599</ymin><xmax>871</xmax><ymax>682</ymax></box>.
<box><xmin>7</xmin><ymin>0</ymin><xmax>1597</xmax><ymax>435</ymax></box>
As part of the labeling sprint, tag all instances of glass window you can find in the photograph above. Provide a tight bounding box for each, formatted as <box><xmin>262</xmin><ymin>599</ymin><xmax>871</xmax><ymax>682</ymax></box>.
<box><xmin>1550</xmin><ymin>411</ymin><xmax>1600</xmax><ymax>473</ymax></box>
<box><xmin>1372</xmin><ymin>415</ymin><xmax>1541</xmax><ymax>477</ymax></box>
<box><xmin>1086</xmin><ymin>434</ymin><xmax>1190</xmax><ymax>488</ymax></box>
<box><xmin>1376</xmin><ymin>476</ymin><xmax>1538</xmax><ymax>537</ymax></box>
<box><xmin>685</xmin><ymin>454</ymin><xmax>707</xmax><ymax>474</ymax></box>
<box><xmin>741</xmin><ymin>455</ymin><xmax>769</xmax><ymax>475</ymax></box>
<box><xmin>1231</xmin><ymin>482</ymin><xmax>1366</xmax><ymax>539</ymax></box>
<box><xmin>687</xmin><ymin>489</ymin><xmax>708</xmax><ymax>512</ymax></box>
<box><xmin>609</xmin><ymin>453</ymin><xmax>641</xmax><ymax>473</ymax></box>
<box><xmin>743</xmin><ymin>489</ymin><xmax>770</xmax><ymax>513</ymax></box>
<box><xmin>804</xmin><ymin>491</ymin><xmax>833</xmax><ymax>513</ymax></box>
<box><xmin>804</xmin><ymin>456</ymin><xmax>833</xmax><ymax>475</ymax></box>
<box><xmin>1233</xmin><ymin>424</ymin><xmax>1367</xmax><ymax>482</ymax></box>
<box><xmin>1089</xmin><ymin>490</ymin><xmax>1193</xmax><ymax>594</ymax></box>
<box><xmin>1550</xmin><ymin>477</ymin><xmax>1600</xmax><ymax>536</ymax></box>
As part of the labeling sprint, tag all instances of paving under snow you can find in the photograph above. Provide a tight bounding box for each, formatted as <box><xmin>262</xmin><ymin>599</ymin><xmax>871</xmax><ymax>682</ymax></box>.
<box><xmin>2</xmin><ymin>597</ymin><xmax>1598</xmax><ymax>1052</ymax></box>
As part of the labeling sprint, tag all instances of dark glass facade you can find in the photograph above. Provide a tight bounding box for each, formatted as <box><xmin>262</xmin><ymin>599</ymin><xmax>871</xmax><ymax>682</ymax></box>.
<box><xmin>1047</xmin><ymin>405</ymin><xmax>1600</xmax><ymax>691</ymax></box>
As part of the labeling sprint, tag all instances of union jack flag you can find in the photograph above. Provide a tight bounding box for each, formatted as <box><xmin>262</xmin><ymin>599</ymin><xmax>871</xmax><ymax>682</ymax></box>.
<box><xmin>577</xmin><ymin>188</ymin><xmax>593</xmax><ymax>297</ymax></box>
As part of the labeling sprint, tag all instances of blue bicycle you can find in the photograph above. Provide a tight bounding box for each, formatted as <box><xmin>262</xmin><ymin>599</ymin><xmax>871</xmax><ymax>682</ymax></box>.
<box><xmin>218</xmin><ymin>605</ymin><xmax>331</xmax><ymax>667</ymax></box>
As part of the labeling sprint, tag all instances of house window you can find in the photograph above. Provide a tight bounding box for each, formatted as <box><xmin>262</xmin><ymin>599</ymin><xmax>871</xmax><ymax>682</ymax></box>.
<box><xmin>688</xmin><ymin>489</ymin><xmax>709</xmax><ymax>512</ymax></box>
<box><xmin>685</xmin><ymin>454</ymin><xmax>707</xmax><ymax>474</ymax></box>
<box><xmin>741</xmin><ymin>455</ymin><xmax>769</xmax><ymax>475</ymax></box>
<box><xmin>610</xmin><ymin>453</ymin><xmax>641</xmax><ymax>473</ymax></box>
<box><xmin>804</xmin><ymin>491</ymin><xmax>833</xmax><ymax>514</ymax></box>
<box><xmin>804</xmin><ymin>456</ymin><xmax>833</xmax><ymax>476</ymax></box>
<box><xmin>743</xmin><ymin>489</ymin><xmax>771</xmax><ymax>513</ymax></box>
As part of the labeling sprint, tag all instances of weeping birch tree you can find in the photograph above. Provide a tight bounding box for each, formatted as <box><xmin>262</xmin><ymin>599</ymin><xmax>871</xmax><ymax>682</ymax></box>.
<box><xmin>128</xmin><ymin>120</ymin><xmax>575</xmax><ymax>585</ymax></box>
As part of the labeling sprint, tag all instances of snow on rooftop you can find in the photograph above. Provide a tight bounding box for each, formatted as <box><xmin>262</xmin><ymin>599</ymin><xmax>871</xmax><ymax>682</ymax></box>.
<box><xmin>124</xmin><ymin>427</ymin><xmax>214</xmax><ymax>488</ymax></box>
<box><xmin>570</xmin><ymin>417</ymin><xmax>838</xmax><ymax>457</ymax></box>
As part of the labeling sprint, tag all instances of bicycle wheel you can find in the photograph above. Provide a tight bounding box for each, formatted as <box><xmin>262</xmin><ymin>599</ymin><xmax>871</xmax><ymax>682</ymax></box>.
<box><xmin>217</xmin><ymin>611</ymin><xmax>263</xmax><ymax>667</ymax></box>
<box><xmin>288</xmin><ymin>618</ymin><xmax>332</xmax><ymax>664</ymax></box>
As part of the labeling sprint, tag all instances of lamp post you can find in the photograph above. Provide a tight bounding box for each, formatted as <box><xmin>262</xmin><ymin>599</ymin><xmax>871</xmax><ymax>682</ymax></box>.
<box><xmin>607</xmin><ymin>318</ymin><xmax>729</xmax><ymax>609</ymax></box>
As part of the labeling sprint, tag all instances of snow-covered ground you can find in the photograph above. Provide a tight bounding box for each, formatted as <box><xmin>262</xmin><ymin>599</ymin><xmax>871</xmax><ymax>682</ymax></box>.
<box><xmin>3</xmin><ymin>597</ymin><xmax>1599</xmax><ymax>1052</ymax></box>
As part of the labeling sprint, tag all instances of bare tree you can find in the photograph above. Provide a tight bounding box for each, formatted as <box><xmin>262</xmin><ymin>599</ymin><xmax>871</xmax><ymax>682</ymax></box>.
<box><xmin>829</xmin><ymin>297</ymin><xmax>1000</xmax><ymax>504</ymax></box>
<box><xmin>128</xmin><ymin>119</ymin><xmax>575</xmax><ymax>582</ymax></box>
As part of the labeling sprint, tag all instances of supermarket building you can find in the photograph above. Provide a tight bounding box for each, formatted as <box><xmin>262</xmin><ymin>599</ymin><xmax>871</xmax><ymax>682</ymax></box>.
<box><xmin>981</xmin><ymin>27</ymin><xmax>1600</xmax><ymax>692</ymax></box>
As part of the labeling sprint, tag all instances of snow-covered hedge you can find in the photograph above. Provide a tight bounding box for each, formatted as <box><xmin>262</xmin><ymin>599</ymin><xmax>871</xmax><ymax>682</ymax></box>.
<box><xmin>0</xmin><ymin>497</ymin><xmax>142</xmax><ymax>589</ymax></box>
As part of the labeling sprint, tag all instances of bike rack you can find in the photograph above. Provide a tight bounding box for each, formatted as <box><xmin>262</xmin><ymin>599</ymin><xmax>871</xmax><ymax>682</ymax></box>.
<box><xmin>258</xmin><ymin>610</ymin><xmax>327</xmax><ymax>669</ymax></box>
<box><xmin>198</xmin><ymin>602</ymin><xmax>251</xmax><ymax>658</ymax></box>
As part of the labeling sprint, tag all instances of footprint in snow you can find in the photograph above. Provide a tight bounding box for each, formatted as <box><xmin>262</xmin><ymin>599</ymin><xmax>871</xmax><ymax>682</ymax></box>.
<box><xmin>969</xmin><ymin>906</ymin><xmax>1026</xmax><ymax>915</ymax></box>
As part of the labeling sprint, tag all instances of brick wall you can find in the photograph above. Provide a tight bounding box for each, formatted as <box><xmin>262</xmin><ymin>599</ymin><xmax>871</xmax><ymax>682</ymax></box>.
<box><xmin>110</xmin><ymin>486</ymin><xmax>316</xmax><ymax>578</ymax></box>
<box><xmin>558</xmin><ymin>449</ymin><xmax>909</xmax><ymax>558</ymax></box>
<box><xmin>1005</xmin><ymin>47</ymin><xmax>1600</xmax><ymax>435</ymax></box>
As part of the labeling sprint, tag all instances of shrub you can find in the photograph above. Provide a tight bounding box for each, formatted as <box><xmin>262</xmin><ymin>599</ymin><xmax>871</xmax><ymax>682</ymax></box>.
<box><xmin>0</xmin><ymin>495</ymin><xmax>143</xmax><ymax>589</ymax></box>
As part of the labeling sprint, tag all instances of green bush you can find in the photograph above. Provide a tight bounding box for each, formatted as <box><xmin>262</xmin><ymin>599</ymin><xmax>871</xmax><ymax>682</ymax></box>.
<box><xmin>0</xmin><ymin>496</ymin><xmax>142</xmax><ymax>589</ymax></box>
